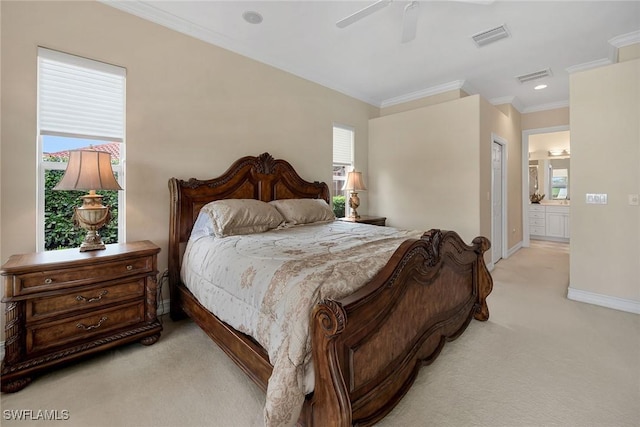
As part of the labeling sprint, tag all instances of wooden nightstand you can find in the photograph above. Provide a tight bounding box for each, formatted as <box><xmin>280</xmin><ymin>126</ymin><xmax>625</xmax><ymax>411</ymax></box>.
<box><xmin>1</xmin><ymin>240</ymin><xmax>162</xmax><ymax>392</ymax></box>
<box><xmin>338</xmin><ymin>215</ymin><xmax>386</xmax><ymax>226</ymax></box>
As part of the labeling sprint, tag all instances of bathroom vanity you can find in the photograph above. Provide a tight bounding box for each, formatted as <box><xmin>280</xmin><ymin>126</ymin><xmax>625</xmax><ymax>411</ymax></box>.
<box><xmin>529</xmin><ymin>203</ymin><xmax>570</xmax><ymax>241</ymax></box>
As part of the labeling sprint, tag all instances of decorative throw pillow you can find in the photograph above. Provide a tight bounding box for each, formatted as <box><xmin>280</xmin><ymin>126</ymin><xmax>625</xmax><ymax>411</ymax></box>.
<box><xmin>269</xmin><ymin>198</ymin><xmax>335</xmax><ymax>226</ymax></box>
<box><xmin>200</xmin><ymin>199</ymin><xmax>284</xmax><ymax>237</ymax></box>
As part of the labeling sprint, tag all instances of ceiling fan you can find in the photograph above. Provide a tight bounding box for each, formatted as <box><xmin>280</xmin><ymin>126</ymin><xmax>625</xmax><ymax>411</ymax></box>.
<box><xmin>336</xmin><ymin>0</ymin><xmax>420</xmax><ymax>44</ymax></box>
<box><xmin>336</xmin><ymin>0</ymin><xmax>493</xmax><ymax>44</ymax></box>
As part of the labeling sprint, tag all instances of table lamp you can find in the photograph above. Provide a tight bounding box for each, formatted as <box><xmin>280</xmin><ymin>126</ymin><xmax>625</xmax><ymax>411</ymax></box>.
<box><xmin>342</xmin><ymin>170</ymin><xmax>367</xmax><ymax>219</ymax></box>
<box><xmin>54</xmin><ymin>150</ymin><xmax>123</xmax><ymax>251</ymax></box>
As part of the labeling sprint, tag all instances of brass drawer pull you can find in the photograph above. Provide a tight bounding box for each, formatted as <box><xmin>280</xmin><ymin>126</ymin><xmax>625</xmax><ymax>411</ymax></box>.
<box><xmin>76</xmin><ymin>316</ymin><xmax>108</xmax><ymax>331</ymax></box>
<box><xmin>126</xmin><ymin>265</ymin><xmax>133</xmax><ymax>271</ymax></box>
<box><xmin>44</xmin><ymin>278</ymin><xmax>53</xmax><ymax>285</ymax></box>
<box><xmin>76</xmin><ymin>290</ymin><xmax>108</xmax><ymax>303</ymax></box>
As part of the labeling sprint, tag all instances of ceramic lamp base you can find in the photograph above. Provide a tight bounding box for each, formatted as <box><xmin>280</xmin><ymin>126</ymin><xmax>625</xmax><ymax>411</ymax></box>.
<box><xmin>74</xmin><ymin>193</ymin><xmax>111</xmax><ymax>252</ymax></box>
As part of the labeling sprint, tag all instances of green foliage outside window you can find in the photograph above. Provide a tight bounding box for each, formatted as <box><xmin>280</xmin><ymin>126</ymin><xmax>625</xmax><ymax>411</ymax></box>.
<box><xmin>332</xmin><ymin>195</ymin><xmax>345</xmax><ymax>218</ymax></box>
<box><xmin>44</xmin><ymin>169</ymin><xmax>118</xmax><ymax>251</ymax></box>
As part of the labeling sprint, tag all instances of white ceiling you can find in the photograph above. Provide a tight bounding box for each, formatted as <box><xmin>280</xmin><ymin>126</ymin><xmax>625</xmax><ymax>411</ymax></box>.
<box><xmin>104</xmin><ymin>1</ymin><xmax>640</xmax><ymax>112</ymax></box>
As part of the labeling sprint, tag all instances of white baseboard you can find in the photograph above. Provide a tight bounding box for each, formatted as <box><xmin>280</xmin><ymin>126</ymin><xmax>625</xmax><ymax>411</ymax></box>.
<box><xmin>507</xmin><ymin>241</ymin><xmax>523</xmax><ymax>258</ymax></box>
<box><xmin>531</xmin><ymin>236</ymin><xmax>569</xmax><ymax>243</ymax></box>
<box><xmin>567</xmin><ymin>287</ymin><xmax>640</xmax><ymax>314</ymax></box>
<box><xmin>487</xmin><ymin>241</ymin><xmax>523</xmax><ymax>272</ymax></box>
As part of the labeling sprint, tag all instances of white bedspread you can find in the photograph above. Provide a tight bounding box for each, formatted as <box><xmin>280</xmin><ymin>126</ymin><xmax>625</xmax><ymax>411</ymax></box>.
<box><xmin>181</xmin><ymin>220</ymin><xmax>422</xmax><ymax>426</ymax></box>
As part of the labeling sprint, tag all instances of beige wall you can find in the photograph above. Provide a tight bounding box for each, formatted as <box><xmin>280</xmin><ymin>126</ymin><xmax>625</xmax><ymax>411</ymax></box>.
<box><xmin>569</xmin><ymin>58</ymin><xmax>640</xmax><ymax>303</ymax></box>
<box><xmin>618</xmin><ymin>43</ymin><xmax>640</xmax><ymax>62</ymax></box>
<box><xmin>0</xmin><ymin>1</ymin><xmax>377</xmax><ymax>337</ymax></box>
<box><xmin>369</xmin><ymin>94</ymin><xmax>522</xmax><ymax>257</ymax></box>
<box><xmin>368</xmin><ymin>95</ymin><xmax>482</xmax><ymax>243</ymax></box>
<box><xmin>521</xmin><ymin>107</ymin><xmax>569</xmax><ymax>131</ymax></box>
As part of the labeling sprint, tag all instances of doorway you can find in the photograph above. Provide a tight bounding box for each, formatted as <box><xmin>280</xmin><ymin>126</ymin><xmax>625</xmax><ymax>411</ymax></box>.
<box><xmin>521</xmin><ymin>125</ymin><xmax>570</xmax><ymax>247</ymax></box>
<box><xmin>491</xmin><ymin>136</ymin><xmax>507</xmax><ymax>265</ymax></box>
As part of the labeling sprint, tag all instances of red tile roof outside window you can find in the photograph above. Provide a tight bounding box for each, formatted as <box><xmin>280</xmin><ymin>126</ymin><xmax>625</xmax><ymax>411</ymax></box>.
<box><xmin>44</xmin><ymin>141</ymin><xmax>120</xmax><ymax>162</ymax></box>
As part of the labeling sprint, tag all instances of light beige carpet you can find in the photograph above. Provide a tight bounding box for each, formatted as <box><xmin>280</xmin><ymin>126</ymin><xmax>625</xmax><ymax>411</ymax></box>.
<box><xmin>2</xmin><ymin>241</ymin><xmax>639</xmax><ymax>426</ymax></box>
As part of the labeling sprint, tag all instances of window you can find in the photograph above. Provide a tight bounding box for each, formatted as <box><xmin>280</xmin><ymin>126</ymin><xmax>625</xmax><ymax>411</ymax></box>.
<box><xmin>548</xmin><ymin>158</ymin><xmax>570</xmax><ymax>200</ymax></box>
<box><xmin>551</xmin><ymin>168</ymin><xmax>569</xmax><ymax>199</ymax></box>
<box><xmin>332</xmin><ymin>124</ymin><xmax>354</xmax><ymax>218</ymax></box>
<box><xmin>37</xmin><ymin>48</ymin><xmax>126</xmax><ymax>251</ymax></box>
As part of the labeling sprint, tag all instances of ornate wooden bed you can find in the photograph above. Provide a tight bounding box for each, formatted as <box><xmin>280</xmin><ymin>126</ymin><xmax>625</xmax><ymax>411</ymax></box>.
<box><xmin>168</xmin><ymin>152</ymin><xmax>493</xmax><ymax>426</ymax></box>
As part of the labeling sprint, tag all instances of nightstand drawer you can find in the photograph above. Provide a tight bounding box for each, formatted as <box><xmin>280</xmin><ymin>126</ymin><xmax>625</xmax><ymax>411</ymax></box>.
<box><xmin>14</xmin><ymin>256</ymin><xmax>153</xmax><ymax>296</ymax></box>
<box><xmin>26</xmin><ymin>301</ymin><xmax>145</xmax><ymax>355</ymax></box>
<box><xmin>26</xmin><ymin>279</ymin><xmax>146</xmax><ymax>321</ymax></box>
<box><xmin>529</xmin><ymin>211</ymin><xmax>545</xmax><ymax>219</ymax></box>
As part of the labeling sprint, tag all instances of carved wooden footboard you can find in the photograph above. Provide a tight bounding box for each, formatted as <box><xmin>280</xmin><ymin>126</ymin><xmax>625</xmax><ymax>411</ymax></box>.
<box><xmin>168</xmin><ymin>152</ymin><xmax>493</xmax><ymax>426</ymax></box>
<box><xmin>307</xmin><ymin>229</ymin><xmax>492</xmax><ymax>426</ymax></box>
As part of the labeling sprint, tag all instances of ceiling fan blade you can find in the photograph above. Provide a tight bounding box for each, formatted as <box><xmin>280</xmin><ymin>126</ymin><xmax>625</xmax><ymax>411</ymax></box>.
<box><xmin>336</xmin><ymin>0</ymin><xmax>392</xmax><ymax>28</ymax></box>
<box><xmin>401</xmin><ymin>1</ymin><xmax>419</xmax><ymax>43</ymax></box>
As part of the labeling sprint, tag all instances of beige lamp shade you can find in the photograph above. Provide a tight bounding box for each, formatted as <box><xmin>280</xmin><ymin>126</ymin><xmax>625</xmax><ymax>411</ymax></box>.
<box><xmin>54</xmin><ymin>150</ymin><xmax>122</xmax><ymax>191</ymax></box>
<box><xmin>342</xmin><ymin>171</ymin><xmax>367</xmax><ymax>191</ymax></box>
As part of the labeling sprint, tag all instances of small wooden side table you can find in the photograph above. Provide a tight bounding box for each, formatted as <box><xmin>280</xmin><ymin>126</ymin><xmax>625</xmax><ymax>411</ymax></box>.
<box><xmin>337</xmin><ymin>215</ymin><xmax>386</xmax><ymax>226</ymax></box>
<box><xmin>1</xmin><ymin>240</ymin><xmax>162</xmax><ymax>392</ymax></box>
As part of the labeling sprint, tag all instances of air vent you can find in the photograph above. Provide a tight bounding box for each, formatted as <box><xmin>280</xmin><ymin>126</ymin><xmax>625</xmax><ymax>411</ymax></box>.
<box><xmin>472</xmin><ymin>24</ymin><xmax>510</xmax><ymax>47</ymax></box>
<box><xmin>516</xmin><ymin>68</ymin><xmax>553</xmax><ymax>84</ymax></box>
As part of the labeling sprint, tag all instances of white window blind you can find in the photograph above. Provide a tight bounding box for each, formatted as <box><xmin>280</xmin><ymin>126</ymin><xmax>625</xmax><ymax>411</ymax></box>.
<box><xmin>553</xmin><ymin>168</ymin><xmax>568</xmax><ymax>178</ymax></box>
<box><xmin>333</xmin><ymin>125</ymin><xmax>354</xmax><ymax>165</ymax></box>
<box><xmin>38</xmin><ymin>48</ymin><xmax>125</xmax><ymax>142</ymax></box>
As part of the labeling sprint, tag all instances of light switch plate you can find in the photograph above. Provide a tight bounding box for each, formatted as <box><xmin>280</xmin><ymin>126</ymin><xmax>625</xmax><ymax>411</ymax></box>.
<box><xmin>629</xmin><ymin>194</ymin><xmax>640</xmax><ymax>206</ymax></box>
<box><xmin>586</xmin><ymin>193</ymin><xmax>608</xmax><ymax>204</ymax></box>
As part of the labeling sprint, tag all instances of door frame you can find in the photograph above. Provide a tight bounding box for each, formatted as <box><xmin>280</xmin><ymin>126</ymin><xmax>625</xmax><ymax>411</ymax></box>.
<box><xmin>491</xmin><ymin>134</ymin><xmax>508</xmax><ymax>264</ymax></box>
<box><xmin>521</xmin><ymin>125</ymin><xmax>569</xmax><ymax>247</ymax></box>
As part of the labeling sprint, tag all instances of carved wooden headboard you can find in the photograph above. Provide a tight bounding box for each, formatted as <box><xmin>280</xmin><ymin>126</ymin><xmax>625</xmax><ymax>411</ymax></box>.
<box><xmin>168</xmin><ymin>152</ymin><xmax>330</xmax><ymax>287</ymax></box>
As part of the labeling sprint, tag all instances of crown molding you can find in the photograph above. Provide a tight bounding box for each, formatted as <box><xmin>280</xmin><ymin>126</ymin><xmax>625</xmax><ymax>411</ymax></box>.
<box><xmin>490</xmin><ymin>96</ymin><xmax>524</xmax><ymax>113</ymax></box>
<box><xmin>99</xmin><ymin>0</ymin><xmax>380</xmax><ymax>106</ymax></box>
<box><xmin>609</xmin><ymin>29</ymin><xmax>640</xmax><ymax>48</ymax></box>
<box><xmin>460</xmin><ymin>80</ymin><xmax>478</xmax><ymax>96</ymax></box>
<box><xmin>521</xmin><ymin>100</ymin><xmax>569</xmax><ymax>114</ymax></box>
<box><xmin>490</xmin><ymin>96</ymin><xmax>569</xmax><ymax>115</ymax></box>
<box><xmin>379</xmin><ymin>80</ymin><xmax>469</xmax><ymax>108</ymax></box>
<box><xmin>607</xmin><ymin>29</ymin><xmax>640</xmax><ymax>63</ymax></box>
<box><xmin>566</xmin><ymin>58</ymin><xmax>613</xmax><ymax>75</ymax></box>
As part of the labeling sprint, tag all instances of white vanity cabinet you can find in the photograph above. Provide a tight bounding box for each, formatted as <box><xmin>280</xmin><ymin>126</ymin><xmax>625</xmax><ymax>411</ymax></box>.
<box><xmin>545</xmin><ymin>206</ymin><xmax>570</xmax><ymax>239</ymax></box>
<box><xmin>529</xmin><ymin>204</ymin><xmax>546</xmax><ymax>237</ymax></box>
<box><xmin>529</xmin><ymin>204</ymin><xmax>570</xmax><ymax>241</ymax></box>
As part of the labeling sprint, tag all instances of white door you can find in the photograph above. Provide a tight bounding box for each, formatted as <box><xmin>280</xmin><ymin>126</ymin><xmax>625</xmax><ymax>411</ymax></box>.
<box><xmin>492</xmin><ymin>142</ymin><xmax>504</xmax><ymax>263</ymax></box>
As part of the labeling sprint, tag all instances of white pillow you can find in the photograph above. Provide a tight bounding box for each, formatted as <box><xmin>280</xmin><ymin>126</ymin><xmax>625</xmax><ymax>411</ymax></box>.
<box><xmin>269</xmin><ymin>199</ymin><xmax>335</xmax><ymax>226</ymax></box>
<box><xmin>199</xmin><ymin>199</ymin><xmax>284</xmax><ymax>237</ymax></box>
